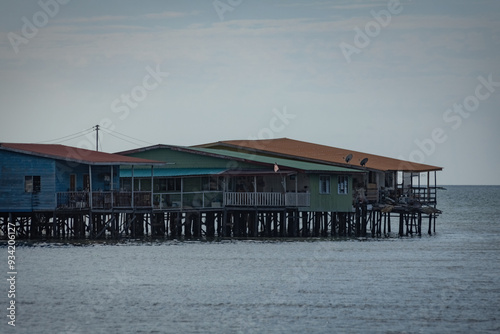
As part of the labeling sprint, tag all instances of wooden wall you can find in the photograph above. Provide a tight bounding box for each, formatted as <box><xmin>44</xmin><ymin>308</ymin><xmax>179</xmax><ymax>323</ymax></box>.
<box><xmin>0</xmin><ymin>150</ymin><xmax>56</xmax><ymax>212</ymax></box>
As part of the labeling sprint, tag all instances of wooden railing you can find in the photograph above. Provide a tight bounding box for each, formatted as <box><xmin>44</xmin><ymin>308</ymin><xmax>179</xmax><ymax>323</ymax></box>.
<box><xmin>56</xmin><ymin>192</ymin><xmax>89</xmax><ymax>209</ymax></box>
<box><xmin>284</xmin><ymin>192</ymin><xmax>310</xmax><ymax>207</ymax></box>
<box><xmin>153</xmin><ymin>191</ymin><xmax>223</xmax><ymax>210</ymax></box>
<box><xmin>410</xmin><ymin>187</ymin><xmax>437</xmax><ymax>204</ymax></box>
<box><xmin>224</xmin><ymin>192</ymin><xmax>310</xmax><ymax>207</ymax></box>
<box><xmin>56</xmin><ymin>191</ymin><xmax>152</xmax><ymax>209</ymax></box>
<box><xmin>57</xmin><ymin>191</ymin><xmax>310</xmax><ymax>209</ymax></box>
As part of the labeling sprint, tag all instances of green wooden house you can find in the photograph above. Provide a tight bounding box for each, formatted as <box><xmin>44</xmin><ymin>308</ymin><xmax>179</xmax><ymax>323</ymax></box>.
<box><xmin>118</xmin><ymin>145</ymin><xmax>362</xmax><ymax>213</ymax></box>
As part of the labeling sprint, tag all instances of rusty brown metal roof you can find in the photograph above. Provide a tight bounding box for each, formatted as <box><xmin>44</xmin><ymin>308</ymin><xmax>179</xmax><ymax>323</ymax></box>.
<box><xmin>196</xmin><ymin>138</ymin><xmax>442</xmax><ymax>172</ymax></box>
<box><xmin>0</xmin><ymin>143</ymin><xmax>165</xmax><ymax>166</ymax></box>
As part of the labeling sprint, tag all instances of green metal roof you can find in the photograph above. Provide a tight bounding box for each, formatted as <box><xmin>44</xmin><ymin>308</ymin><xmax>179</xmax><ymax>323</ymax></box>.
<box><xmin>120</xmin><ymin>168</ymin><xmax>227</xmax><ymax>178</ymax></box>
<box><xmin>187</xmin><ymin>148</ymin><xmax>361</xmax><ymax>173</ymax></box>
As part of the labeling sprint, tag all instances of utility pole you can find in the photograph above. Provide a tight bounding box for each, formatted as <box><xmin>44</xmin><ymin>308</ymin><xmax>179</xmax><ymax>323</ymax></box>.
<box><xmin>95</xmin><ymin>124</ymin><xmax>100</xmax><ymax>151</ymax></box>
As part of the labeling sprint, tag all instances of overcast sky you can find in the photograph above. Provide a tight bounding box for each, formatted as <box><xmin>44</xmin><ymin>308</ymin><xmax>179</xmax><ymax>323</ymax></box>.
<box><xmin>1</xmin><ymin>0</ymin><xmax>499</xmax><ymax>185</ymax></box>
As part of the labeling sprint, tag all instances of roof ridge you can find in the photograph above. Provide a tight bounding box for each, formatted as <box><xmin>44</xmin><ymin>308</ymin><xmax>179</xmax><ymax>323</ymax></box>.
<box><xmin>0</xmin><ymin>143</ymin><xmax>164</xmax><ymax>165</ymax></box>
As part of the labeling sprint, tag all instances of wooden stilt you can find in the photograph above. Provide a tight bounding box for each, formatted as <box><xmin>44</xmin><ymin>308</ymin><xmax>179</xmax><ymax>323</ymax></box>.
<box><xmin>399</xmin><ymin>213</ymin><xmax>404</xmax><ymax>237</ymax></box>
<box><xmin>417</xmin><ymin>212</ymin><xmax>422</xmax><ymax>237</ymax></box>
<box><xmin>428</xmin><ymin>214</ymin><xmax>432</xmax><ymax>235</ymax></box>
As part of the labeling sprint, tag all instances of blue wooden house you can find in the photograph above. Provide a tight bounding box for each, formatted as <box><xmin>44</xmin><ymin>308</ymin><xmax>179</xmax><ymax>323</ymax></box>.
<box><xmin>0</xmin><ymin>143</ymin><xmax>163</xmax><ymax>212</ymax></box>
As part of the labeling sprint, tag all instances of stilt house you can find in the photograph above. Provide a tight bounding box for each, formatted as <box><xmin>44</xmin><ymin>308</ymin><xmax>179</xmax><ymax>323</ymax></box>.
<box><xmin>0</xmin><ymin>143</ymin><xmax>163</xmax><ymax>212</ymax></box>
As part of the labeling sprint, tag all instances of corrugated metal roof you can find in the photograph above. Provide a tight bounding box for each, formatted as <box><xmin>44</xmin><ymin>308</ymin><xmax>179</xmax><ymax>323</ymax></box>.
<box><xmin>188</xmin><ymin>148</ymin><xmax>361</xmax><ymax>173</ymax></box>
<box><xmin>120</xmin><ymin>168</ymin><xmax>227</xmax><ymax>178</ymax></box>
<box><xmin>196</xmin><ymin>138</ymin><xmax>442</xmax><ymax>173</ymax></box>
<box><xmin>0</xmin><ymin>143</ymin><xmax>164</xmax><ymax>166</ymax></box>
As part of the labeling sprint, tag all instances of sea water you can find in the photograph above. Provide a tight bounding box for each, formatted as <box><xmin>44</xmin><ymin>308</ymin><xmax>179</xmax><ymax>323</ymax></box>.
<box><xmin>1</xmin><ymin>186</ymin><xmax>499</xmax><ymax>333</ymax></box>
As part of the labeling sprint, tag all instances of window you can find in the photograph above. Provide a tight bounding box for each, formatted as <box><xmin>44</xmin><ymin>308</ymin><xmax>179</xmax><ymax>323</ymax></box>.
<box><xmin>134</xmin><ymin>178</ymin><xmax>151</xmax><ymax>191</ymax></box>
<box><xmin>70</xmin><ymin>174</ymin><xmax>76</xmax><ymax>191</ymax></box>
<box><xmin>167</xmin><ymin>178</ymin><xmax>182</xmax><ymax>191</ymax></box>
<box><xmin>121</xmin><ymin>178</ymin><xmax>132</xmax><ymax>191</ymax></box>
<box><xmin>319</xmin><ymin>176</ymin><xmax>330</xmax><ymax>194</ymax></box>
<box><xmin>156</xmin><ymin>178</ymin><xmax>168</xmax><ymax>192</ymax></box>
<box><xmin>338</xmin><ymin>175</ymin><xmax>349</xmax><ymax>195</ymax></box>
<box><xmin>25</xmin><ymin>176</ymin><xmax>41</xmax><ymax>193</ymax></box>
<box><xmin>202</xmin><ymin>176</ymin><xmax>222</xmax><ymax>191</ymax></box>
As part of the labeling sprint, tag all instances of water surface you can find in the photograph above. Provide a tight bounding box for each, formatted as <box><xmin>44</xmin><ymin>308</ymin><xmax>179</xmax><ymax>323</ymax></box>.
<box><xmin>1</xmin><ymin>186</ymin><xmax>499</xmax><ymax>333</ymax></box>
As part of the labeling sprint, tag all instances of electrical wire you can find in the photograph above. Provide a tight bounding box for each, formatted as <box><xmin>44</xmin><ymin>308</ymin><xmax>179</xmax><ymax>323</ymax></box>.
<box><xmin>38</xmin><ymin>127</ymin><xmax>95</xmax><ymax>144</ymax></box>
<box><xmin>100</xmin><ymin>127</ymin><xmax>154</xmax><ymax>146</ymax></box>
<box><xmin>102</xmin><ymin>130</ymin><xmax>148</xmax><ymax>148</ymax></box>
<box><xmin>38</xmin><ymin>126</ymin><xmax>154</xmax><ymax>150</ymax></box>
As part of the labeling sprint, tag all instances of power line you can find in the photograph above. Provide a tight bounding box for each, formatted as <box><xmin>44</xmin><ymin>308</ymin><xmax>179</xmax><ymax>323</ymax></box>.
<box><xmin>100</xmin><ymin>127</ymin><xmax>154</xmax><ymax>146</ymax></box>
<box><xmin>103</xmin><ymin>131</ymin><xmax>147</xmax><ymax>148</ymax></box>
<box><xmin>38</xmin><ymin>127</ymin><xmax>94</xmax><ymax>144</ymax></box>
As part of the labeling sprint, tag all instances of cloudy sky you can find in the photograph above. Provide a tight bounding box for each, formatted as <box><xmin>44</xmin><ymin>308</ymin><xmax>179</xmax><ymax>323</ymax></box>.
<box><xmin>1</xmin><ymin>0</ymin><xmax>499</xmax><ymax>185</ymax></box>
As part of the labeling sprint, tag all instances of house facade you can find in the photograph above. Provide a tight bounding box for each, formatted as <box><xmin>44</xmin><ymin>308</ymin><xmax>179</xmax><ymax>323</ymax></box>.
<box><xmin>0</xmin><ymin>143</ymin><xmax>163</xmax><ymax>212</ymax></box>
<box><xmin>118</xmin><ymin>145</ymin><xmax>362</xmax><ymax>213</ymax></box>
<box><xmin>195</xmin><ymin>138</ymin><xmax>443</xmax><ymax>207</ymax></box>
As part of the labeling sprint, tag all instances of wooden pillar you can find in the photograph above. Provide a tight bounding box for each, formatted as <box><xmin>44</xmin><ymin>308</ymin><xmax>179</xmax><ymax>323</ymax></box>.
<box><xmin>428</xmin><ymin>214</ymin><xmax>432</xmax><ymax>235</ymax></box>
<box><xmin>371</xmin><ymin>210</ymin><xmax>375</xmax><ymax>237</ymax></box>
<box><xmin>206</xmin><ymin>212</ymin><xmax>215</xmax><ymax>238</ymax></box>
<box><xmin>192</xmin><ymin>213</ymin><xmax>200</xmax><ymax>238</ymax></box>
<box><xmin>287</xmin><ymin>210</ymin><xmax>294</xmax><ymax>237</ymax></box>
<box><xmin>338</xmin><ymin>213</ymin><xmax>343</xmax><ymax>236</ymax></box>
<box><xmin>215</xmin><ymin>212</ymin><xmax>222</xmax><ymax>237</ymax></box>
<box><xmin>59</xmin><ymin>216</ymin><xmax>65</xmax><ymax>238</ymax></box>
<box><xmin>280</xmin><ymin>210</ymin><xmax>286</xmax><ymax>237</ymax></box>
<box><xmin>433</xmin><ymin>213</ymin><xmax>436</xmax><ymax>234</ymax></box>
<box><xmin>377</xmin><ymin>211</ymin><xmax>382</xmax><ymax>237</ymax></box>
<box><xmin>170</xmin><ymin>212</ymin><xmax>178</xmax><ymax>238</ymax></box>
<box><xmin>399</xmin><ymin>213</ymin><xmax>404</xmax><ymax>237</ymax></box>
<box><xmin>333</xmin><ymin>212</ymin><xmax>338</xmax><ymax>237</ymax></box>
<box><xmin>30</xmin><ymin>213</ymin><xmax>38</xmax><ymax>239</ymax></box>
<box><xmin>417</xmin><ymin>212</ymin><xmax>422</xmax><ymax>237</ymax></box>
<box><xmin>232</xmin><ymin>212</ymin><xmax>239</xmax><ymax>237</ymax></box>
<box><xmin>253</xmin><ymin>210</ymin><xmax>259</xmax><ymax>237</ymax></box>
<box><xmin>234</xmin><ymin>212</ymin><xmax>241</xmax><ymax>237</ymax></box>
<box><xmin>222</xmin><ymin>210</ymin><xmax>228</xmax><ymax>237</ymax></box>
<box><xmin>409</xmin><ymin>213</ymin><xmax>415</xmax><ymax>235</ymax></box>
<box><xmin>407</xmin><ymin>213</ymin><xmax>413</xmax><ymax>235</ymax></box>
<box><xmin>361</xmin><ymin>204</ymin><xmax>367</xmax><ymax>237</ymax></box>
<box><xmin>135</xmin><ymin>213</ymin><xmax>145</xmax><ymax>237</ymax></box>
<box><xmin>76</xmin><ymin>214</ymin><xmax>85</xmax><ymax>239</ymax></box>
<box><xmin>312</xmin><ymin>212</ymin><xmax>319</xmax><ymax>237</ymax></box>
<box><xmin>265</xmin><ymin>212</ymin><xmax>272</xmax><ymax>237</ymax></box>
<box><xmin>346</xmin><ymin>212</ymin><xmax>351</xmax><ymax>237</ymax></box>
<box><xmin>185</xmin><ymin>213</ymin><xmax>192</xmax><ymax>238</ymax></box>
<box><xmin>272</xmin><ymin>212</ymin><xmax>278</xmax><ymax>237</ymax></box>
<box><xmin>144</xmin><ymin>213</ymin><xmax>150</xmax><ymax>236</ymax></box>
<box><xmin>388</xmin><ymin>212</ymin><xmax>391</xmax><ymax>234</ymax></box>
<box><xmin>152</xmin><ymin>212</ymin><xmax>165</xmax><ymax>237</ymax></box>
<box><xmin>301</xmin><ymin>211</ymin><xmax>308</xmax><ymax>237</ymax></box>
<box><xmin>52</xmin><ymin>211</ymin><xmax>57</xmax><ymax>238</ymax></box>
<box><xmin>355</xmin><ymin>204</ymin><xmax>361</xmax><ymax>237</ymax></box>
<box><xmin>321</xmin><ymin>212</ymin><xmax>328</xmax><ymax>237</ymax></box>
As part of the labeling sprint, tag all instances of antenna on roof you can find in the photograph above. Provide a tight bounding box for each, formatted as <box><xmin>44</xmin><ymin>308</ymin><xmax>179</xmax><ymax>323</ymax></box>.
<box><xmin>360</xmin><ymin>157</ymin><xmax>368</xmax><ymax>167</ymax></box>
<box><xmin>344</xmin><ymin>154</ymin><xmax>353</xmax><ymax>163</ymax></box>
